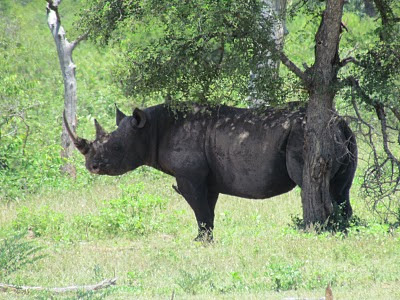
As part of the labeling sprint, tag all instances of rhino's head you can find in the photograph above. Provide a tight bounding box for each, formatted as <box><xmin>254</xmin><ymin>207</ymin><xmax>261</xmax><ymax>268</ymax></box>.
<box><xmin>63</xmin><ymin>107</ymin><xmax>149</xmax><ymax>176</ymax></box>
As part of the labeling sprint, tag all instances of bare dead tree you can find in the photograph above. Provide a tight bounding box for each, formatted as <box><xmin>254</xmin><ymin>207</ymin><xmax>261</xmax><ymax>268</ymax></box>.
<box><xmin>46</xmin><ymin>0</ymin><xmax>88</xmax><ymax>177</ymax></box>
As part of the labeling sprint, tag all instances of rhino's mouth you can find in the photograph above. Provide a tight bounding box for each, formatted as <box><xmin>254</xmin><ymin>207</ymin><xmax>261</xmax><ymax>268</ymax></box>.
<box><xmin>88</xmin><ymin>161</ymin><xmax>128</xmax><ymax>176</ymax></box>
<box><xmin>90</xmin><ymin>167</ymin><xmax>123</xmax><ymax>176</ymax></box>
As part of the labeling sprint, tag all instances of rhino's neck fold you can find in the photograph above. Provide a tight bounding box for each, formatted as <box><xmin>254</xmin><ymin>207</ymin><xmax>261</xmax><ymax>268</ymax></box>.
<box><xmin>143</xmin><ymin>107</ymin><xmax>159</xmax><ymax>170</ymax></box>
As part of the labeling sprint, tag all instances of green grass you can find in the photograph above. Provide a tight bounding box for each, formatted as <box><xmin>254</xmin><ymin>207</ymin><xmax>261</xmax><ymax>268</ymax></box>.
<box><xmin>0</xmin><ymin>170</ymin><xmax>399</xmax><ymax>299</ymax></box>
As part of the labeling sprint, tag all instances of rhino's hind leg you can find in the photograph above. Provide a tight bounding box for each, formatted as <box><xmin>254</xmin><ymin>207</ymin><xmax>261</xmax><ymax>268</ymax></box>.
<box><xmin>329</xmin><ymin>161</ymin><xmax>356</xmax><ymax>221</ymax></box>
<box><xmin>330</xmin><ymin>179</ymin><xmax>353</xmax><ymax>221</ymax></box>
<box><xmin>176</xmin><ymin>177</ymin><xmax>216</xmax><ymax>242</ymax></box>
<box><xmin>207</xmin><ymin>191</ymin><xmax>219</xmax><ymax>226</ymax></box>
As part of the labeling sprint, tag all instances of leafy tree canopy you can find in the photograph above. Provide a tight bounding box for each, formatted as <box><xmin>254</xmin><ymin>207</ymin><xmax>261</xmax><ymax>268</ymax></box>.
<box><xmin>78</xmin><ymin>0</ymin><xmax>286</xmax><ymax>105</ymax></box>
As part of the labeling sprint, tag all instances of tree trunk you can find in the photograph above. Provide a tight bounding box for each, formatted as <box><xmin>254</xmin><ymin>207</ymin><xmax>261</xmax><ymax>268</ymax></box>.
<box><xmin>301</xmin><ymin>93</ymin><xmax>336</xmax><ymax>225</ymax></box>
<box><xmin>364</xmin><ymin>0</ymin><xmax>376</xmax><ymax>17</ymax></box>
<box><xmin>262</xmin><ymin>0</ymin><xmax>287</xmax><ymax>65</ymax></box>
<box><xmin>46</xmin><ymin>1</ymin><xmax>86</xmax><ymax>177</ymax></box>
<box><xmin>301</xmin><ymin>0</ymin><xmax>345</xmax><ymax>226</ymax></box>
<box><xmin>248</xmin><ymin>0</ymin><xmax>287</xmax><ymax>105</ymax></box>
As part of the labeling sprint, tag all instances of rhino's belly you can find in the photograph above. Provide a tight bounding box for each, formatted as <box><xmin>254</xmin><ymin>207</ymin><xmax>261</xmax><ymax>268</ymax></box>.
<box><xmin>209</xmin><ymin>156</ymin><xmax>296</xmax><ymax>199</ymax></box>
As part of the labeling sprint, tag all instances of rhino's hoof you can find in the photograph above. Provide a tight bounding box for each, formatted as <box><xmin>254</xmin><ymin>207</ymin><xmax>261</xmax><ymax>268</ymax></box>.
<box><xmin>194</xmin><ymin>233</ymin><xmax>213</xmax><ymax>243</ymax></box>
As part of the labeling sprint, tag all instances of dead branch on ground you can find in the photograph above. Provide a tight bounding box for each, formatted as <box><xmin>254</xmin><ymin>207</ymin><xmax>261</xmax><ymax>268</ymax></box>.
<box><xmin>0</xmin><ymin>278</ymin><xmax>117</xmax><ymax>293</ymax></box>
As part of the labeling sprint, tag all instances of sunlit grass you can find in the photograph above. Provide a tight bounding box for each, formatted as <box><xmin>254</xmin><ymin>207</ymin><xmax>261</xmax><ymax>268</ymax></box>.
<box><xmin>0</xmin><ymin>171</ymin><xmax>399</xmax><ymax>299</ymax></box>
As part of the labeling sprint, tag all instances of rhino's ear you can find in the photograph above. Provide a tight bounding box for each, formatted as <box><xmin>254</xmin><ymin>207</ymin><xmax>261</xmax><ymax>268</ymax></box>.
<box><xmin>132</xmin><ymin>108</ymin><xmax>146</xmax><ymax>129</ymax></box>
<box><xmin>115</xmin><ymin>104</ymin><xmax>126</xmax><ymax>126</ymax></box>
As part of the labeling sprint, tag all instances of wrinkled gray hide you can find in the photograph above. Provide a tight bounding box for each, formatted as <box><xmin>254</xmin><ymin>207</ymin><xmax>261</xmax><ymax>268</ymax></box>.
<box><xmin>64</xmin><ymin>103</ymin><xmax>357</xmax><ymax>240</ymax></box>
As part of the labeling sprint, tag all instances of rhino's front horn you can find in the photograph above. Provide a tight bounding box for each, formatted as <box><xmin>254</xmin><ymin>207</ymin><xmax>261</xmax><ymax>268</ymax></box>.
<box><xmin>63</xmin><ymin>110</ymin><xmax>90</xmax><ymax>155</ymax></box>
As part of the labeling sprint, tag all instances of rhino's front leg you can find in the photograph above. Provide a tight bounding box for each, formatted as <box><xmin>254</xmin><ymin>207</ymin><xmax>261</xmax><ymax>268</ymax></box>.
<box><xmin>176</xmin><ymin>177</ymin><xmax>214</xmax><ymax>241</ymax></box>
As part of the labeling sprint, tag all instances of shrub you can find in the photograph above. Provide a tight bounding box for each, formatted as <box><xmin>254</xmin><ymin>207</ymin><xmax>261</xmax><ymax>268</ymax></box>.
<box><xmin>0</xmin><ymin>232</ymin><xmax>45</xmax><ymax>280</ymax></box>
<box><xmin>264</xmin><ymin>260</ymin><xmax>303</xmax><ymax>291</ymax></box>
<box><xmin>93</xmin><ymin>183</ymin><xmax>167</xmax><ymax>236</ymax></box>
<box><xmin>12</xmin><ymin>205</ymin><xmax>66</xmax><ymax>240</ymax></box>
<box><xmin>11</xmin><ymin>183</ymin><xmax>168</xmax><ymax>241</ymax></box>
<box><xmin>176</xmin><ymin>269</ymin><xmax>214</xmax><ymax>295</ymax></box>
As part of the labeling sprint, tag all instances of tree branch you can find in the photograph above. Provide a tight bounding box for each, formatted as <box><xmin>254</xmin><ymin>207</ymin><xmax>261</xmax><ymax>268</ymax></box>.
<box><xmin>279</xmin><ymin>52</ymin><xmax>310</xmax><ymax>86</ymax></box>
<box><xmin>347</xmin><ymin>75</ymin><xmax>400</xmax><ymax>217</ymax></box>
<box><xmin>374</xmin><ymin>103</ymin><xmax>400</xmax><ymax>169</ymax></box>
<box><xmin>390</xmin><ymin>107</ymin><xmax>400</xmax><ymax>123</ymax></box>
<box><xmin>71</xmin><ymin>32</ymin><xmax>89</xmax><ymax>51</ymax></box>
<box><xmin>343</xmin><ymin>76</ymin><xmax>373</xmax><ymax>104</ymax></box>
<box><xmin>339</xmin><ymin>56</ymin><xmax>359</xmax><ymax>68</ymax></box>
<box><xmin>373</xmin><ymin>0</ymin><xmax>392</xmax><ymax>25</ymax></box>
<box><xmin>0</xmin><ymin>278</ymin><xmax>117</xmax><ymax>293</ymax></box>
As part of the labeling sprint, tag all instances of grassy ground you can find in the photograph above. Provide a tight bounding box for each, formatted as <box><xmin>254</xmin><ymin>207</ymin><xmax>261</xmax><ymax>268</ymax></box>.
<box><xmin>0</xmin><ymin>170</ymin><xmax>399</xmax><ymax>299</ymax></box>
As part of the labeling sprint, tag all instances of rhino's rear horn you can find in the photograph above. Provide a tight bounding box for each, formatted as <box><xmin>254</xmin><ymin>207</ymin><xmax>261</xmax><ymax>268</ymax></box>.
<box><xmin>115</xmin><ymin>104</ymin><xmax>127</xmax><ymax>126</ymax></box>
<box><xmin>94</xmin><ymin>119</ymin><xmax>107</xmax><ymax>139</ymax></box>
<box><xmin>63</xmin><ymin>110</ymin><xmax>90</xmax><ymax>155</ymax></box>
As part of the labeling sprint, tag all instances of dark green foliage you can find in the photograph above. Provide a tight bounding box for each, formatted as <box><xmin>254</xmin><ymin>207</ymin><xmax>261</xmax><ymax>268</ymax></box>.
<box><xmin>286</xmin><ymin>0</ymin><xmax>325</xmax><ymax>20</ymax></box>
<box><xmin>78</xmin><ymin>0</ymin><xmax>283</xmax><ymax>105</ymax></box>
<box><xmin>344</xmin><ymin>0</ymin><xmax>377</xmax><ymax>16</ymax></box>
<box><xmin>346</xmin><ymin>1</ymin><xmax>399</xmax><ymax>109</ymax></box>
<box><xmin>0</xmin><ymin>232</ymin><xmax>45</xmax><ymax>279</ymax></box>
<box><xmin>288</xmin><ymin>205</ymin><xmax>369</xmax><ymax>234</ymax></box>
<box><xmin>351</xmin><ymin>0</ymin><xmax>400</xmax><ymax>108</ymax></box>
<box><xmin>356</xmin><ymin>42</ymin><xmax>400</xmax><ymax>108</ymax></box>
<box><xmin>78</xmin><ymin>0</ymin><xmax>141</xmax><ymax>45</ymax></box>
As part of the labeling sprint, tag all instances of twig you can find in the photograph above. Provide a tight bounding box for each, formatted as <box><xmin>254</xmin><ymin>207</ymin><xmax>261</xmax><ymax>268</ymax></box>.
<box><xmin>374</xmin><ymin>103</ymin><xmax>400</xmax><ymax>171</ymax></box>
<box><xmin>339</xmin><ymin>56</ymin><xmax>359</xmax><ymax>67</ymax></box>
<box><xmin>0</xmin><ymin>278</ymin><xmax>117</xmax><ymax>293</ymax></box>
<box><xmin>279</xmin><ymin>52</ymin><xmax>311</xmax><ymax>86</ymax></box>
<box><xmin>346</xmin><ymin>76</ymin><xmax>400</xmax><ymax>221</ymax></box>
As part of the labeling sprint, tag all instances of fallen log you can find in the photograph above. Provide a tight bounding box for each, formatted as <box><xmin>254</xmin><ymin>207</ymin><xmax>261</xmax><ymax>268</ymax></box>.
<box><xmin>0</xmin><ymin>277</ymin><xmax>117</xmax><ymax>293</ymax></box>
